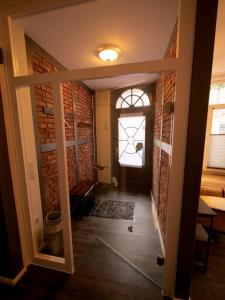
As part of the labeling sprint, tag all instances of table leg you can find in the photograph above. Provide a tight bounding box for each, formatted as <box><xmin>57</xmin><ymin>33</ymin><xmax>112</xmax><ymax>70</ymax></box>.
<box><xmin>204</xmin><ymin>216</ymin><xmax>214</xmax><ymax>271</ymax></box>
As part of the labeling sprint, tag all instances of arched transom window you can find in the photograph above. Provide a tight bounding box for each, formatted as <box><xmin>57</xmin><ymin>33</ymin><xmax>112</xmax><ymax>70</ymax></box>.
<box><xmin>116</xmin><ymin>88</ymin><xmax>150</xmax><ymax>109</ymax></box>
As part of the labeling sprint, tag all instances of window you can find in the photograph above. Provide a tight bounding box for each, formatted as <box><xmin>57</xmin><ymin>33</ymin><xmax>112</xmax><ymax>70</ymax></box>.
<box><xmin>204</xmin><ymin>84</ymin><xmax>225</xmax><ymax>172</ymax></box>
<box><xmin>116</xmin><ymin>88</ymin><xmax>150</xmax><ymax>109</ymax></box>
<box><xmin>118</xmin><ymin>115</ymin><xmax>146</xmax><ymax>167</ymax></box>
<box><xmin>207</xmin><ymin>108</ymin><xmax>225</xmax><ymax>169</ymax></box>
<box><xmin>116</xmin><ymin>88</ymin><xmax>149</xmax><ymax>168</ymax></box>
<box><xmin>209</xmin><ymin>83</ymin><xmax>225</xmax><ymax>105</ymax></box>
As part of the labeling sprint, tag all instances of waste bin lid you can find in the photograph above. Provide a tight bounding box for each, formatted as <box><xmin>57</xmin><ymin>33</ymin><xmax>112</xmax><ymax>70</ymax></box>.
<box><xmin>44</xmin><ymin>210</ymin><xmax>62</xmax><ymax>234</ymax></box>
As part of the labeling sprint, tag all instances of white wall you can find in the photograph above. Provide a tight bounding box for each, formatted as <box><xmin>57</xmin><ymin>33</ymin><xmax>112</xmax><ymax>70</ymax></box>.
<box><xmin>95</xmin><ymin>90</ymin><xmax>112</xmax><ymax>184</ymax></box>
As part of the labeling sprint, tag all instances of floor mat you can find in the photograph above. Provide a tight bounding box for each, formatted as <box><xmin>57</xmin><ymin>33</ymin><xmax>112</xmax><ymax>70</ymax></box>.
<box><xmin>90</xmin><ymin>199</ymin><xmax>135</xmax><ymax>220</ymax></box>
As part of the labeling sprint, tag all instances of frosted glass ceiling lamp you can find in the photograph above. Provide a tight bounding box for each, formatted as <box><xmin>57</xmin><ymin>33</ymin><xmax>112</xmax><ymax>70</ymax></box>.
<box><xmin>98</xmin><ymin>46</ymin><xmax>120</xmax><ymax>62</ymax></box>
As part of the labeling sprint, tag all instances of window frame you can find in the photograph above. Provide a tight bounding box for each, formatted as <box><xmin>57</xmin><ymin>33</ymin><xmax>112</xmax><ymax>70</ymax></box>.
<box><xmin>203</xmin><ymin>103</ymin><xmax>225</xmax><ymax>174</ymax></box>
<box><xmin>115</xmin><ymin>88</ymin><xmax>150</xmax><ymax>109</ymax></box>
<box><xmin>117</xmin><ymin>113</ymin><xmax>146</xmax><ymax>168</ymax></box>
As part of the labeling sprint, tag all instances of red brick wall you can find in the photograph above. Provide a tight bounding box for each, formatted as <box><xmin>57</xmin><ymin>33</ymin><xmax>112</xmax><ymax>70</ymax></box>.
<box><xmin>78</xmin><ymin>143</ymin><xmax>94</xmax><ymax>182</ymax></box>
<box><xmin>74</xmin><ymin>83</ymin><xmax>95</xmax><ymax>183</ymax></box>
<box><xmin>32</xmin><ymin>50</ymin><xmax>75</xmax><ymax>212</ymax></box>
<box><xmin>67</xmin><ymin>146</ymin><xmax>77</xmax><ymax>192</ymax></box>
<box><xmin>34</xmin><ymin>83</ymin><xmax>55</xmax><ymax>144</ymax></box>
<box><xmin>75</xmin><ymin>83</ymin><xmax>93</xmax><ymax>139</ymax></box>
<box><xmin>152</xmin><ymin>29</ymin><xmax>177</xmax><ymax>243</ymax></box>
<box><xmin>152</xmin><ymin>145</ymin><xmax>160</xmax><ymax>209</ymax></box>
<box><xmin>158</xmin><ymin>150</ymin><xmax>170</xmax><ymax>238</ymax></box>
<box><xmin>30</xmin><ymin>45</ymin><xmax>94</xmax><ymax>213</ymax></box>
<box><xmin>153</xmin><ymin>75</ymin><xmax>163</xmax><ymax>140</ymax></box>
<box><xmin>63</xmin><ymin>82</ymin><xmax>75</xmax><ymax>141</ymax></box>
<box><xmin>162</xmin><ymin>71</ymin><xmax>176</xmax><ymax>144</ymax></box>
<box><xmin>41</xmin><ymin>150</ymin><xmax>60</xmax><ymax>212</ymax></box>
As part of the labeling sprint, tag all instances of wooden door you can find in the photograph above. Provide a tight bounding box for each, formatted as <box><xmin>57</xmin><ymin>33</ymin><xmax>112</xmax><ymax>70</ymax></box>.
<box><xmin>111</xmin><ymin>86</ymin><xmax>153</xmax><ymax>191</ymax></box>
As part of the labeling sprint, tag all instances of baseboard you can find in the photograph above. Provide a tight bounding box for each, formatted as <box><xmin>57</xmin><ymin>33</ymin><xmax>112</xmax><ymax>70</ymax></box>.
<box><xmin>160</xmin><ymin>296</ymin><xmax>191</xmax><ymax>300</ymax></box>
<box><xmin>0</xmin><ymin>267</ymin><xmax>27</xmax><ymax>286</ymax></box>
<box><xmin>151</xmin><ymin>192</ymin><xmax>165</xmax><ymax>256</ymax></box>
<box><xmin>151</xmin><ymin>194</ymin><xmax>191</xmax><ymax>300</ymax></box>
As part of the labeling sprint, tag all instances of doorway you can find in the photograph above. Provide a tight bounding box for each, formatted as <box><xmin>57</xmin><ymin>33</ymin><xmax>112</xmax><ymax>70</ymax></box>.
<box><xmin>0</xmin><ymin>0</ymin><xmax>201</xmax><ymax>297</ymax></box>
<box><xmin>111</xmin><ymin>86</ymin><xmax>153</xmax><ymax>191</ymax></box>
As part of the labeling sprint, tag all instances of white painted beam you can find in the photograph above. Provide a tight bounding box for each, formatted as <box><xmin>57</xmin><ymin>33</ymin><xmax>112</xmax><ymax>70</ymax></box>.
<box><xmin>163</xmin><ymin>0</ymin><xmax>197</xmax><ymax>297</ymax></box>
<box><xmin>14</xmin><ymin>57</ymin><xmax>178</xmax><ymax>87</ymax></box>
<box><xmin>52</xmin><ymin>82</ymin><xmax>74</xmax><ymax>274</ymax></box>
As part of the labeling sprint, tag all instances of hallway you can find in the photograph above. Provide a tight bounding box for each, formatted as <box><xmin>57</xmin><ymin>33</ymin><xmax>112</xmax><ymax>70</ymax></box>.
<box><xmin>0</xmin><ymin>1</ymin><xmax>219</xmax><ymax>298</ymax></box>
<box><xmin>0</xmin><ymin>185</ymin><xmax>163</xmax><ymax>300</ymax></box>
<box><xmin>73</xmin><ymin>184</ymin><xmax>163</xmax><ymax>285</ymax></box>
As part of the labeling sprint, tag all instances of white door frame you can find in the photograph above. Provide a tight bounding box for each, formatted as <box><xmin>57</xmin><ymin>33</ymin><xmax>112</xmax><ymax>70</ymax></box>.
<box><xmin>0</xmin><ymin>0</ymin><xmax>197</xmax><ymax>297</ymax></box>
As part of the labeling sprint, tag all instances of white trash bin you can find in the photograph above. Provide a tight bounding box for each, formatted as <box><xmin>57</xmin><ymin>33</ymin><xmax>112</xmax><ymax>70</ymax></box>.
<box><xmin>44</xmin><ymin>211</ymin><xmax>63</xmax><ymax>257</ymax></box>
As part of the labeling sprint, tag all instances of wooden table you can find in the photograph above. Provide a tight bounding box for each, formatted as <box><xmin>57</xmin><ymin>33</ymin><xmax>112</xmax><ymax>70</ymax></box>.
<box><xmin>197</xmin><ymin>198</ymin><xmax>216</xmax><ymax>270</ymax></box>
<box><xmin>200</xmin><ymin>195</ymin><xmax>225</xmax><ymax>212</ymax></box>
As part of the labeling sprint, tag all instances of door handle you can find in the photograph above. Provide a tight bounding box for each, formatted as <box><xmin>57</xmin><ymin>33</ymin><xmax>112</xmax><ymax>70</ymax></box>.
<box><xmin>136</xmin><ymin>142</ymin><xmax>143</xmax><ymax>152</ymax></box>
<box><xmin>94</xmin><ymin>164</ymin><xmax>108</xmax><ymax>170</ymax></box>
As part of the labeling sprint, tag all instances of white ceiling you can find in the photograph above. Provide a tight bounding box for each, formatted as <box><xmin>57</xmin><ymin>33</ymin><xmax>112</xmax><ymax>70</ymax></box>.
<box><xmin>84</xmin><ymin>73</ymin><xmax>158</xmax><ymax>91</ymax></box>
<box><xmin>16</xmin><ymin>0</ymin><xmax>225</xmax><ymax>89</ymax></box>
<box><xmin>212</xmin><ymin>0</ymin><xmax>225</xmax><ymax>75</ymax></box>
<box><xmin>16</xmin><ymin>0</ymin><xmax>179</xmax><ymax>90</ymax></box>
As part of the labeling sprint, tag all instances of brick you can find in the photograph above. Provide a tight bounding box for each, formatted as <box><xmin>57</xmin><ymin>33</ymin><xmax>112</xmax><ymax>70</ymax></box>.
<box><xmin>152</xmin><ymin>27</ymin><xmax>177</xmax><ymax>242</ymax></box>
<box><xmin>32</xmin><ymin>49</ymin><xmax>94</xmax><ymax>212</ymax></box>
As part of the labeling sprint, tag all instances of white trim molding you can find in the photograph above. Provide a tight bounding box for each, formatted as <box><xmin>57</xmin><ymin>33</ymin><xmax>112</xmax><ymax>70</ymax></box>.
<box><xmin>0</xmin><ymin>267</ymin><xmax>27</xmax><ymax>286</ymax></box>
<box><xmin>154</xmin><ymin>137</ymin><xmax>172</xmax><ymax>156</ymax></box>
<box><xmin>164</xmin><ymin>0</ymin><xmax>197</xmax><ymax>296</ymax></box>
<box><xmin>151</xmin><ymin>192</ymin><xmax>165</xmax><ymax>256</ymax></box>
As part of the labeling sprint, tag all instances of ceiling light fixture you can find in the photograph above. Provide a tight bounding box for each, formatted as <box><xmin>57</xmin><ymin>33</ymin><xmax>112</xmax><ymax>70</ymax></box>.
<box><xmin>98</xmin><ymin>46</ymin><xmax>120</xmax><ymax>62</ymax></box>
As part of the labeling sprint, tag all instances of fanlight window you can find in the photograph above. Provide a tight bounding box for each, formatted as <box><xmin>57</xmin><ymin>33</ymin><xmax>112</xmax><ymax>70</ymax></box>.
<box><xmin>116</xmin><ymin>88</ymin><xmax>150</xmax><ymax>109</ymax></box>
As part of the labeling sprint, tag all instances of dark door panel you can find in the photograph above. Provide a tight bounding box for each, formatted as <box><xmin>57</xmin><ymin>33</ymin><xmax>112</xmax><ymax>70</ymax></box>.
<box><xmin>111</xmin><ymin>85</ymin><xmax>154</xmax><ymax>191</ymax></box>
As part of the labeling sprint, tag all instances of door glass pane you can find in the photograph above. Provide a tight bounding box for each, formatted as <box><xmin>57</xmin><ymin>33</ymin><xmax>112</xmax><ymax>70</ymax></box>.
<box><xmin>132</xmin><ymin>88</ymin><xmax>144</xmax><ymax>97</ymax></box>
<box><xmin>118</xmin><ymin>115</ymin><xmax>146</xmax><ymax>167</ymax></box>
<box><xmin>34</xmin><ymin>83</ymin><xmax>66</xmax><ymax>258</ymax></box>
<box><xmin>121</xmin><ymin>101</ymin><xmax>130</xmax><ymax>108</ymax></box>
<box><xmin>142</xmin><ymin>93</ymin><xmax>150</xmax><ymax>106</ymax></box>
<box><xmin>116</xmin><ymin>88</ymin><xmax>150</xmax><ymax>109</ymax></box>
<box><xmin>121</xmin><ymin>89</ymin><xmax>132</xmax><ymax>99</ymax></box>
<box><xmin>134</xmin><ymin>99</ymin><xmax>143</xmax><ymax>107</ymax></box>
<box><xmin>132</xmin><ymin>95</ymin><xmax>140</xmax><ymax>106</ymax></box>
<box><xmin>116</xmin><ymin>97</ymin><xmax>123</xmax><ymax>108</ymax></box>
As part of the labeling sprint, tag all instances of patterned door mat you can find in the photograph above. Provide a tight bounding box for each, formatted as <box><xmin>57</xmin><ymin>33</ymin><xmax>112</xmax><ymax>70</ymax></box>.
<box><xmin>90</xmin><ymin>199</ymin><xmax>135</xmax><ymax>220</ymax></box>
